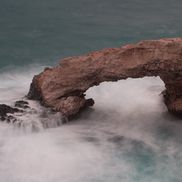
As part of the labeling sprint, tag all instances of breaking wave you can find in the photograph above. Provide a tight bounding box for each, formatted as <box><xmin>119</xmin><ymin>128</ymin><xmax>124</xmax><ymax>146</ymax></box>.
<box><xmin>0</xmin><ymin>65</ymin><xmax>182</xmax><ymax>182</ymax></box>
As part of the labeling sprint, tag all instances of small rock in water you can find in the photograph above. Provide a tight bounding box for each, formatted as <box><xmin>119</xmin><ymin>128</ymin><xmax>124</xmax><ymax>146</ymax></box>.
<box><xmin>0</xmin><ymin>104</ymin><xmax>23</xmax><ymax>122</ymax></box>
<box><xmin>6</xmin><ymin>115</ymin><xmax>17</xmax><ymax>123</ymax></box>
<box><xmin>15</xmin><ymin>100</ymin><xmax>30</xmax><ymax>109</ymax></box>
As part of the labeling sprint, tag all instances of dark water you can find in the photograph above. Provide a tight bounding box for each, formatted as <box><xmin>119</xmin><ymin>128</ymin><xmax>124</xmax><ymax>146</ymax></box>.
<box><xmin>0</xmin><ymin>1</ymin><xmax>182</xmax><ymax>182</ymax></box>
<box><xmin>0</xmin><ymin>0</ymin><xmax>182</xmax><ymax>68</ymax></box>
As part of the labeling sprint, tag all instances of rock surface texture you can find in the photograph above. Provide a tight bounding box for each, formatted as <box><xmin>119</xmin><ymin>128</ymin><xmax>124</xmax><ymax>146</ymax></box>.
<box><xmin>28</xmin><ymin>38</ymin><xmax>182</xmax><ymax>118</ymax></box>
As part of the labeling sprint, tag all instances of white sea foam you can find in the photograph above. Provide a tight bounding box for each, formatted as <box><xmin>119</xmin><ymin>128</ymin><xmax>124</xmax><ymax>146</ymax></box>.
<box><xmin>0</xmin><ymin>66</ymin><xmax>182</xmax><ymax>182</ymax></box>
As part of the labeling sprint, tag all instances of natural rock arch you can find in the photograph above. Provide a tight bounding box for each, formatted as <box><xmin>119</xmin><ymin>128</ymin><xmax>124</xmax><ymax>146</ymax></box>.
<box><xmin>28</xmin><ymin>38</ymin><xmax>182</xmax><ymax>119</ymax></box>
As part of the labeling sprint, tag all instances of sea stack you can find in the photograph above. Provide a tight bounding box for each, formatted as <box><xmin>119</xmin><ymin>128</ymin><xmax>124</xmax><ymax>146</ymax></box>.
<box><xmin>28</xmin><ymin>38</ymin><xmax>182</xmax><ymax>119</ymax></box>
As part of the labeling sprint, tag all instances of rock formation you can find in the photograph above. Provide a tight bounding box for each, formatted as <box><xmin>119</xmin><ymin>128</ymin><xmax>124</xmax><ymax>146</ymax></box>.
<box><xmin>0</xmin><ymin>100</ymin><xmax>64</xmax><ymax>128</ymax></box>
<box><xmin>0</xmin><ymin>104</ymin><xmax>23</xmax><ymax>123</ymax></box>
<box><xmin>28</xmin><ymin>38</ymin><xmax>182</xmax><ymax>119</ymax></box>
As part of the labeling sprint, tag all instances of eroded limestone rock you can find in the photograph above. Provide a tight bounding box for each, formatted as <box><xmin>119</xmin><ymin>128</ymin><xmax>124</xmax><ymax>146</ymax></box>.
<box><xmin>27</xmin><ymin>38</ymin><xmax>182</xmax><ymax>118</ymax></box>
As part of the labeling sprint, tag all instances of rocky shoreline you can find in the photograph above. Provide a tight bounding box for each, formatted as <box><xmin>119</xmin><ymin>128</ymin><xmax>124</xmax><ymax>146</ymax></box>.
<box><xmin>1</xmin><ymin>38</ymin><xmax>182</xmax><ymax>123</ymax></box>
<box><xmin>0</xmin><ymin>101</ymin><xmax>29</xmax><ymax>123</ymax></box>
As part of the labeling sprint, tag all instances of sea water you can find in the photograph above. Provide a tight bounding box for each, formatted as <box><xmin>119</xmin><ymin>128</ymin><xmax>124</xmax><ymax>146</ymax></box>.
<box><xmin>0</xmin><ymin>0</ymin><xmax>182</xmax><ymax>181</ymax></box>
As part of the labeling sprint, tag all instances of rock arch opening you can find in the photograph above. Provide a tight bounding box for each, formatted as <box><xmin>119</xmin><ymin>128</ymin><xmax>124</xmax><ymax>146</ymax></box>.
<box><xmin>85</xmin><ymin>76</ymin><xmax>165</xmax><ymax>112</ymax></box>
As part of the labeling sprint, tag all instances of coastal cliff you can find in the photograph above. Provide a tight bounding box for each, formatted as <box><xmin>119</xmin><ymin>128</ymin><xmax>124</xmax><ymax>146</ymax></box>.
<box><xmin>28</xmin><ymin>38</ymin><xmax>182</xmax><ymax>119</ymax></box>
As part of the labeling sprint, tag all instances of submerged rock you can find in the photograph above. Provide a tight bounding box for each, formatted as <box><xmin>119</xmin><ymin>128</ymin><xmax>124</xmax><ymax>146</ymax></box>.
<box><xmin>0</xmin><ymin>100</ymin><xmax>30</xmax><ymax>123</ymax></box>
<box><xmin>0</xmin><ymin>104</ymin><xmax>23</xmax><ymax>122</ymax></box>
<box><xmin>27</xmin><ymin>38</ymin><xmax>182</xmax><ymax>119</ymax></box>
<box><xmin>0</xmin><ymin>100</ymin><xmax>65</xmax><ymax>129</ymax></box>
<box><xmin>15</xmin><ymin>100</ymin><xmax>30</xmax><ymax>109</ymax></box>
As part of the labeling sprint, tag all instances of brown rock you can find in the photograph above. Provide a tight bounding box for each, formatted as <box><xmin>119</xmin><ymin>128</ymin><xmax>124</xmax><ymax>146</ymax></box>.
<box><xmin>27</xmin><ymin>38</ymin><xmax>182</xmax><ymax>118</ymax></box>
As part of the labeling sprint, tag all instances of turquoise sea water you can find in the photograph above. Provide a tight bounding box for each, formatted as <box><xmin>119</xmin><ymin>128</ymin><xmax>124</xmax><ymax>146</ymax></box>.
<box><xmin>0</xmin><ymin>0</ymin><xmax>182</xmax><ymax>182</ymax></box>
<box><xmin>0</xmin><ymin>0</ymin><xmax>182</xmax><ymax>68</ymax></box>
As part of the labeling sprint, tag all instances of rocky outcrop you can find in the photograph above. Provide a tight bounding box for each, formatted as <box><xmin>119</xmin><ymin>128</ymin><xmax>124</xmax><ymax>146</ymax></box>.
<box><xmin>0</xmin><ymin>104</ymin><xmax>23</xmax><ymax>123</ymax></box>
<box><xmin>0</xmin><ymin>100</ymin><xmax>64</xmax><ymax>128</ymax></box>
<box><xmin>28</xmin><ymin>38</ymin><xmax>182</xmax><ymax>119</ymax></box>
<box><xmin>0</xmin><ymin>101</ymin><xmax>32</xmax><ymax>123</ymax></box>
<box><xmin>15</xmin><ymin>100</ymin><xmax>30</xmax><ymax>109</ymax></box>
